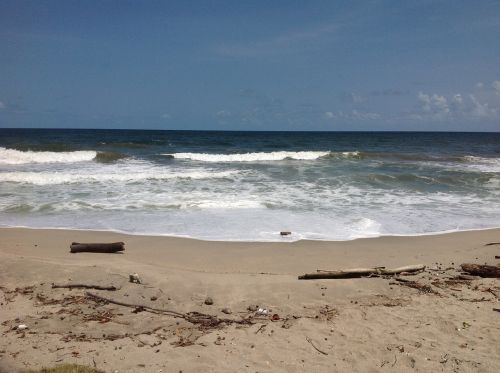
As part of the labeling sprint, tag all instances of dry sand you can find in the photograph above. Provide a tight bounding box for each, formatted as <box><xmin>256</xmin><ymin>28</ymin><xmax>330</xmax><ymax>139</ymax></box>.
<box><xmin>0</xmin><ymin>227</ymin><xmax>499</xmax><ymax>372</ymax></box>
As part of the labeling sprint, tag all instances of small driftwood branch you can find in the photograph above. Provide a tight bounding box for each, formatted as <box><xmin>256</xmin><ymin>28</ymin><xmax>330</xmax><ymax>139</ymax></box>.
<box><xmin>456</xmin><ymin>274</ymin><xmax>479</xmax><ymax>281</ymax></box>
<box><xmin>52</xmin><ymin>283</ymin><xmax>118</xmax><ymax>291</ymax></box>
<box><xmin>306</xmin><ymin>337</ymin><xmax>328</xmax><ymax>355</ymax></box>
<box><xmin>85</xmin><ymin>292</ymin><xmax>253</xmax><ymax>327</ymax></box>
<box><xmin>460</xmin><ymin>264</ymin><xmax>500</xmax><ymax>278</ymax></box>
<box><xmin>484</xmin><ymin>242</ymin><xmax>500</xmax><ymax>246</ymax></box>
<box><xmin>85</xmin><ymin>291</ymin><xmax>184</xmax><ymax>318</ymax></box>
<box><xmin>298</xmin><ymin>264</ymin><xmax>425</xmax><ymax>280</ymax></box>
<box><xmin>70</xmin><ymin>242</ymin><xmax>125</xmax><ymax>254</ymax></box>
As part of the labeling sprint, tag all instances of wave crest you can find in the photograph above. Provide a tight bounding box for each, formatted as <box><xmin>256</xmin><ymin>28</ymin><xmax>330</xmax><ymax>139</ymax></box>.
<box><xmin>0</xmin><ymin>147</ymin><xmax>97</xmax><ymax>164</ymax></box>
<box><xmin>0</xmin><ymin>170</ymin><xmax>238</xmax><ymax>185</ymax></box>
<box><xmin>163</xmin><ymin>151</ymin><xmax>332</xmax><ymax>162</ymax></box>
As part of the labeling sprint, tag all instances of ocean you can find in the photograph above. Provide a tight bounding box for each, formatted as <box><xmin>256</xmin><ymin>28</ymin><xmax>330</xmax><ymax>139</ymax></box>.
<box><xmin>0</xmin><ymin>128</ymin><xmax>499</xmax><ymax>241</ymax></box>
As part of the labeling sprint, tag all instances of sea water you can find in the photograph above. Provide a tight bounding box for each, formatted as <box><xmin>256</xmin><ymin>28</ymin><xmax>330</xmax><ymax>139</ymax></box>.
<box><xmin>0</xmin><ymin>129</ymin><xmax>499</xmax><ymax>241</ymax></box>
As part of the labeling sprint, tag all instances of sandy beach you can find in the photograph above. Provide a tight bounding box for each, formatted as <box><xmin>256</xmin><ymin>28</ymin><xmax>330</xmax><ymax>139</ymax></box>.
<box><xmin>0</xmin><ymin>227</ymin><xmax>499</xmax><ymax>372</ymax></box>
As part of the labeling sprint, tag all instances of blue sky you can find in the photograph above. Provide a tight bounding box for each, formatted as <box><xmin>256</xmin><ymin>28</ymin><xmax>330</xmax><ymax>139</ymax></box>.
<box><xmin>0</xmin><ymin>0</ymin><xmax>499</xmax><ymax>131</ymax></box>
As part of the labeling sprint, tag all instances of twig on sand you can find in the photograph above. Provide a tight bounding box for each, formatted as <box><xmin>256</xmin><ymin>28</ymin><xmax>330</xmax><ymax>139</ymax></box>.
<box><xmin>85</xmin><ymin>291</ymin><xmax>253</xmax><ymax>328</ymax></box>
<box><xmin>52</xmin><ymin>284</ymin><xmax>118</xmax><ymax>291</ymax></box>
<box><xmin>255</xmin><ymin>325</ymin><xmax>266</xmax><ymax>334</ymax></box>
<box><xmin>393</xmin><ymin>280</ymin><xmax>439</xmax><ymax>295</ymax></box>
<box><xmin>305</xmin><ymin>336</ymin><xmax>328</xmax><ymax>355</ymax></box>
<box><xmin>391</xmin><ymin>354</ymin><xmax>397</xmax><ymax>367</ymax></box>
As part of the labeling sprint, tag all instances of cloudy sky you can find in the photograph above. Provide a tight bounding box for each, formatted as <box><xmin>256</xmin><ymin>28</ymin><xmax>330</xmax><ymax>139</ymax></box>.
<box><xmin>1</xmin><ymin>0</ymin><xmax>499</xmax><ymax>131</ymax></box>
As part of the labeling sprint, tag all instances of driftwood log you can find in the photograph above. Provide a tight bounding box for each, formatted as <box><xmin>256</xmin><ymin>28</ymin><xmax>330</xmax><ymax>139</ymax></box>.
<box><xmin>460</xmin><ymin>264</ymin><xmax>500</xmax><ymax>278</ymax></box>
<box><xmin>298</xmin><ymin>264</ymin><xmax>426</xmax><ymax>280</ymax></box>
<box><xmin>70</xmin><ymin>242</ymin><xmax>125</xmax><ymax>253</ymax></box>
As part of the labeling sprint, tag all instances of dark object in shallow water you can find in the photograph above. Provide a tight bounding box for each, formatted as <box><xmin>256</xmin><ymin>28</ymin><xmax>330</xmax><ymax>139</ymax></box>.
<box><xmin>70</xmin><ymin>242</ymin><xmax>125</xmax><ymax>253</ymax></box>
<box><xmin>280</xmin><ymin>231</ymin><xmax>291</xmax><ymax>236</ymax></box>
<box><xmin>460</xmin><ymin>263</ymin><xmax>500</xmax><ymax>278</ymax></box>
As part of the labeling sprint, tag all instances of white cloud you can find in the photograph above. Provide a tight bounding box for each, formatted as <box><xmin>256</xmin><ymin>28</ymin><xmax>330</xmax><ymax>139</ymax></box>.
<box><xmin>493</xmin><ymin>80</ymin><xmax>500</xmax><ymax>95</ymax></box>
<box><xmin>469</xmin><ymin>94</ymin><xmax>495</xmax><ymax>118</ymax></box>
<box><xmin>343</xmin><ymin>92</ymin><xmax>364</xmax><ymax>104</ymax></box>
<box><xmin>415</xmin><ymin>91</ymin><xmax>498</xmax><ymax>121</ymax></box>
<box><xmin>161</xmin><ymin>113</ymin><xmax>171</xmax><ymax>119</ymax></box>
<box><xmin>0</xmin><ymin>101</ymin><xmax>5</xmax><ymax>110</ymax></box>
<box><xmin>475</xmin><ymin>82</ymin><xmax>484</xmax><ymax>89</ymax></box>
<box><xmin>216</xmin><ymin>110</ymin><xmax>231</xmax><ymax>118</ymax></box>
<box><xmin>350</xmin><ymin>109</ymin><xmax>380</xmax><ymax>120</ymax></box>
<box><xmin>325</xmin><ymin>109</ymin><xmax>380</xmax><ymax>121</ymax></box>
<box><xmin>417</xmin><ymin>92</ymin><xmax>450</xmax><ymax>120</ymax></box>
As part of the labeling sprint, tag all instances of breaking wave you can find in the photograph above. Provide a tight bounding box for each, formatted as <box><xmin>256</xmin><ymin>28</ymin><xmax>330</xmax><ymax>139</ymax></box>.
<box><xmin>0</xmin><ymin>147</ymin><xmax>127</xmax><ymax>165</ymax></box>
<box><xmin>0</xmin><ymin>147</ymin><xmax>97</xmax><ymax>165</ymax></box>
<box><xmin>0</xmin><ymin>170</ymin><xmax>238</xmax><ymax>185</ymax></box>
<box><xmin>163</xmin><ymin>151</ymin><xmax>333</xmax><ymax>162</ymax></box>
<box><xmin>460</xmin><ymin>156</ymin><xmax>500</xmax><ymax>172</ymax></box>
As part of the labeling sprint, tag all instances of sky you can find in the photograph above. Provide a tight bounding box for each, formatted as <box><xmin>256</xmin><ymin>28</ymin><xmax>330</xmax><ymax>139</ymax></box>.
<box><xmin>0</xmin><ymin>0</ymin><xmax>499</xmax><ymax>131</ymax></box>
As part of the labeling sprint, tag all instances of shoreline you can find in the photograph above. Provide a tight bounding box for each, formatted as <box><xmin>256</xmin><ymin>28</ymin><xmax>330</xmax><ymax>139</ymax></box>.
<box><xmin>2</xmin><ymin>224</ymin><xmax>500</xmax><ymax>243</ymax></box>
<box><xmin>1</xmin><ymin>227</ymin><xmax>499</xmax><ymax>372</ymax></box>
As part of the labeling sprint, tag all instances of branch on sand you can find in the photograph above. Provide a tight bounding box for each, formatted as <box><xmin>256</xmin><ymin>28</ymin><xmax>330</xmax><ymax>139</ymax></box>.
<box><xmin>52</xmin><ymin>284</ymin><xmax>118</xmax><ymax>291</ymax></box>
<box><xmin>306</xmin><ymin>336</ymin><xmax>328</xmax><ymax>355</ymax></box>
<box><xmin>298</xmin><ymin>264</ymin><xmax>425</xmax><ymax>280</ymax></box>
<box><xmin>85</xmin><ymin>291</ymin><xmax>254</xmax><ymax>329</ymax></box>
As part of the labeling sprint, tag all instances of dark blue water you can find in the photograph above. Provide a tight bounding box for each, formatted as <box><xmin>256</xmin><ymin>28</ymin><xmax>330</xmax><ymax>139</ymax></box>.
<box><xmin>1</xmin><ymin>129</ymin><xmax>499</xmax><ymax>240</ymax></box>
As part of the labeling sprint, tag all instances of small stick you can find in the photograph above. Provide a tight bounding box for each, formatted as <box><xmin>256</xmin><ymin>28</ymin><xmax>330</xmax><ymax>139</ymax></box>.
<box><xmin>85</xmin><ymin>291</ymin><xmax>252</xmax><ymax>327</ymax></box>
<box><xmin>86</xmin><ymin>291</ymin><xmax>185</xmax><ymax>318</ymax></box>
<box><xmin>394</xmin><ymin>277</ymin><xmax>412</xmax><ymax>283</ymax></box>
<box><xmin>306</xmin><ymin>337</ymin><xmax>328</xmax><ymax>355</ymax></box>
<box><xmin>391</xmin><ymin>354</ymin><xmax>397</xmax><ymax>367</ymax></box>
<box><xmin>52</xmin><ymin>284</ymin><xmax>118</xmax><ymax>291</ymax></box>
<box><xmin>255</xmin><ymin>325</ymin><xmax>266</xmax><ymax>334</ymax></box>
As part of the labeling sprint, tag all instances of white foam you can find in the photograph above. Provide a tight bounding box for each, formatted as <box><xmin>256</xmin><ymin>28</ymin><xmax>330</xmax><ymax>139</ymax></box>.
<box><xmin>193</xmin><ymin>200</ymin><xmax>263</xmax><ymax>209</ymax></box>
<box><xmin>0</xmin><ymin>170</ymin><xmax>238</xmax><ymax>185</ymax></box>
<box><xmin>0</xmin><ymin>147</ymin><xmax>97</xmax><ymax>164</ymax></box>
<box><xmin>461</xmin><ymin>155</ymin><xmax>500</xmax><ymax>172</ymax></box>
<box><xmin>164</xmin><ymin>151</ymin><xmax>331</xmax><ymax>162</ymax></box>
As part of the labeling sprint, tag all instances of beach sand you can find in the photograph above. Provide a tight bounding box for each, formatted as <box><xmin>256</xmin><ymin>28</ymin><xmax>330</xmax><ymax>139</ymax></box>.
<box><xmin>1</xmin><ymin>227</ymin><xmax>499</xmax><ymax>372</ymax></box>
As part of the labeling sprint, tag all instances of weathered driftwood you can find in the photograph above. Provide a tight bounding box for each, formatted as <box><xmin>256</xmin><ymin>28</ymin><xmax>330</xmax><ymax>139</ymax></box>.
<box><xmin>298</xmin><ymin>264</ymin><xmax>425</xmax><ymax>280</ymax></box>
<box><xmin>70</xmin><ymin>242</ymin><xmax>124</xmax><ymax>253</ymax></box>
<box><xmin>460</xmin><ymin>264</ymin><xmax>500</xmax><ymax>278</ymax></box>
